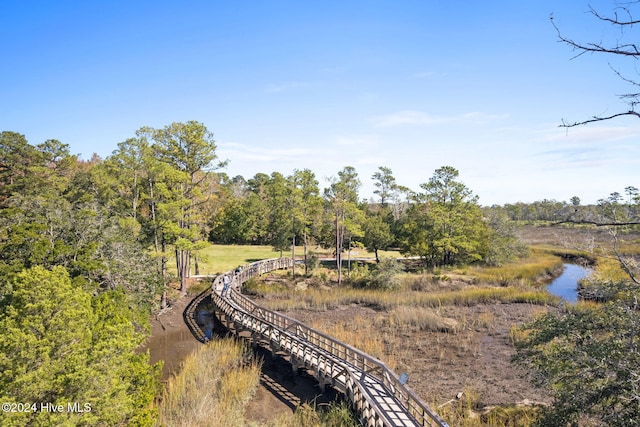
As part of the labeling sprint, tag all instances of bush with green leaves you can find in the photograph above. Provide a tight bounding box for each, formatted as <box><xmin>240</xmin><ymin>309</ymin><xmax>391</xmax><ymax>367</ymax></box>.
<box><xmin>515</xmin><ymin>298</ymin><xmax>640</xmax><ymax>427</ymax></box>
<box><xmin>0</xmin><ymin>266</ymin><xmax>160</xmax><ymax>426</ymax></box>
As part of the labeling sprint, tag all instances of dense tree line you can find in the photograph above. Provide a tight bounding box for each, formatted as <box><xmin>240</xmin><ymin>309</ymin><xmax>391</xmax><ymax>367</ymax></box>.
<box><xmin>493</xmin><ymin>187</ymin><xmax>640</xmax><ymax>225</ymax></box>
<box><xmin>210</xmin><ymin>164</ymin><xmax>525</xmax><ymax>273</ymax></box>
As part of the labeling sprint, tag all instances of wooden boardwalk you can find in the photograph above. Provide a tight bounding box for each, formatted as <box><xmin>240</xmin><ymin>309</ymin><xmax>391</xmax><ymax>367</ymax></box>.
<box><xmin>209</xmin><ymin>258</ymin><xmax>450</xmax><ymax>427</ymax></box>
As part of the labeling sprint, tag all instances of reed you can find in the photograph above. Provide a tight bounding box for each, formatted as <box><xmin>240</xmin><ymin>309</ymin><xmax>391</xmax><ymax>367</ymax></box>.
<box><xmin>465</xmin><ymin>249</ymin><xmax>564</xmax><ymax>286</ymax></box>
<box><xmin>252</xmin><ymin>285</ymin><xmax>559</xmax><ymax>313</ymax></box>
<box><xmin>266</xmin><ymin>401</ymin><xmax>359</xmax><ymax>427</ymax></box>
<box><xmin>156</xmin><ymin>338</ymin><xmax>261</xmax><ymax>427</ymax></box>
<box><xmin>383</xmin><ymin>306</ymin><xmax>459</xmax><ymax>333</ymax></box>
<box><xmin>307</xmin><ymin>316</ymin><xmax>398</xmax><ymax>371</ymax></box>
<box><xmin>433</xmin><ymin>388</ymin><xmax>539</xmax><ymax>427</ymax></box>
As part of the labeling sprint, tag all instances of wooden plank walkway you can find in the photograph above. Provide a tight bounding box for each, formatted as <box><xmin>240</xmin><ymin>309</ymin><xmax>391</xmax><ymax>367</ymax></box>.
<box><xmin>209</xmin><ymin>258</ymin><xmax>450</xmax><ymax>427</ymax></box>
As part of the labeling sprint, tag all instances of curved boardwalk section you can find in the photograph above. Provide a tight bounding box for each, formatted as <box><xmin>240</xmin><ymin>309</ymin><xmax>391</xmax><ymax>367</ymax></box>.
<box><xmin>210</xmin><ymin>258</ymin><xmax>449</xmax><ymax>427</ymax></box>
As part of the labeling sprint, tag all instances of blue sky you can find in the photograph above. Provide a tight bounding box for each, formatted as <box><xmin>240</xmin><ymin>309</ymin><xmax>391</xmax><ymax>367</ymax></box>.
<box><xmin>2</xmin><ymin>1</ymin><xmax>640</xmax><ymax>205</ymax></box>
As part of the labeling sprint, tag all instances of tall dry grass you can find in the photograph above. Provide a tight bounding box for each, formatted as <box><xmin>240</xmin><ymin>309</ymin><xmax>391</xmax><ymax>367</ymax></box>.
<box><xmin>156</xmin><ymin>339</ymin><xmax>261</xmax><ymax>427</ymax></box>
<box><xmin>383</xmin><ymin>306</ymin><xmax>459</xmax><ymax>333</ymax></box>
<box><xmin>465</xmin><ymin>249</ymin><xmax>564</xmax><ymax>286</ymax></box>
<box><xmin>307</xmin><ymin>316</ymin><xmax>398</xmax><ymax>370</ymax></box>
<box><xmin>433</xmin><ymin>388</ymin><xmax>539</xmax><ymax>427</ymax></box>
<box><xmin>250</xmin><ymin>285</ymin><xmax>559</xmax><ymax>313</ymax></box>
<box><xmin>266</xmin><ymin>402</ymin><xmax>359</xmax><ymax>427</ymax></box>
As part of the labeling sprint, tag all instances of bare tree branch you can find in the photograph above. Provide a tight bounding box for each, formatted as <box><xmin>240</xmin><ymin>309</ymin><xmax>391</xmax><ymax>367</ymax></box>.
<box><xmin>560</xmin><ymin>110</ymin><xmax>640</xmax><ymax>127</ymax></box>
<box><xmin>611</xmin><ymin>229</ymin><xmax>640</xmax><ymax>285</ymax></box>
<box><xmin>589</xmin><ymin>3</ymin><xmax>640</xmax><ymax>27</ymax></box>
<box><xmin>553</xmin><ymin>219</ymin><xmax>640</xmax><ymax>226</ymax></box>
<box><xmin>552</xmin><ymin>13</ymin><xmax>640</xmax><ymax>56</ymax></box>
<box><xmin>552</xmin><ymin>3</ymin><xmax>640</xmax><ymax>127</ymax></box>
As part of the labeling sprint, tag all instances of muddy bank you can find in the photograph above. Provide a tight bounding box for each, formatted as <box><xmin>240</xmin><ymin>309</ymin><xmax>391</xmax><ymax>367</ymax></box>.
<box><xmin>145</xmin><ymin>293</ymin><xmax>343</xmax><ymax>424</ymax></box>
<box><xmin>145</xmin><ymin>297</ymin><xmax>203</xmax><ymax>380</ymax></box>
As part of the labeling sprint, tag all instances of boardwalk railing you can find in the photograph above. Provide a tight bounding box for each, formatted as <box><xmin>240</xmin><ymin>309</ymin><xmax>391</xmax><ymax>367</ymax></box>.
<box><xmin>210</xmin><ymin>258</ymin><xmax>449</xmax><ymax>427</ymax></box>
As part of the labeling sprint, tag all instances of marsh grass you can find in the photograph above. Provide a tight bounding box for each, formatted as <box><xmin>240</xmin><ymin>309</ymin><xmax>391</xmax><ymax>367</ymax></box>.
<box><xmin>307</xmin><ymin>316</ymin><xmax>398</xmax><ymax>370</ymax></box>
<box><xmin>588</xmin><ymin>256</ymin><xmax>629</xmax><ymax>282</ymax></box>
<box><xmin>157</xmin><ymin>339</ymin><xmax>260</xmax><ymax>427</ymax></box>
<box><xmin>433</xmin><ymin>388</ymin><xmax>539</xmax><ymax>427</ymax></box>
<box><xmin>266</xmin><ymin>401</ymin><xmax>359</xmax><ymax>427</ymax></box>
<box><xmin>252</xmin><ymin>285</ymin><xmax>559</xmax><ymax>313</ymax></box>
<box><xmin>384</xmin><ymin>306</ymin><xmax>459</xmax><ymax>333</ymax></box>
<box><xmin>465</xmin><ymin>248</ymin><xmax>564</xmax><ymax>286</ymax></box>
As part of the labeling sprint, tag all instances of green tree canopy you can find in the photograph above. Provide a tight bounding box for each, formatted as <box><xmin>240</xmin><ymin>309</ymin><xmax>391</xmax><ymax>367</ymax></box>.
<box><xmin>0</xmin><ymin>266</ymin><xmax>159</xmax><ymax>426</ymax></box>
<box><xmin>401</xmin><ymin>166</ymin><xmax>488</xmax><ymax>267</ymax></box>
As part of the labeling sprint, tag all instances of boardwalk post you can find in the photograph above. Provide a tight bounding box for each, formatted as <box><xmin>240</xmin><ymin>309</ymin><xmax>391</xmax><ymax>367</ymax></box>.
<box><xmin>251</xmin><ymin>331</ymin><xmax>258</xmax><ymax>349</ymax></box>
<box><xmin>269</xmin><ymin>341</ymin><xmax>279</xmax><ymax>359</ymax></box>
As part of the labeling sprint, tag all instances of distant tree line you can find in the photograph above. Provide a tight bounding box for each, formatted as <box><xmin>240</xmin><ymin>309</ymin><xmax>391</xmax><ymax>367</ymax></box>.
<box><xmin>492</xmin><ymin>187</ymin><xmax>640</xmax><ymax>224</ymax></box>
<box><xmin>210</xmin><ymin>164</ymin><xmax>528</xmax><ymax>281</ymax></box>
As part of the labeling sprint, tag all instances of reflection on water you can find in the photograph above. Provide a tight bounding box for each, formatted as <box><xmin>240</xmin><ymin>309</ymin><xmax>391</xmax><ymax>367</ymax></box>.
<box><xmin>547</xmin><ymin>263</ymin><xmax>591</xmax><ymax>303</ymax></box>
<box><xmin>197</xmin><ymin>308</ymin><xmax>215</xmax><ymax>340</ymax></box>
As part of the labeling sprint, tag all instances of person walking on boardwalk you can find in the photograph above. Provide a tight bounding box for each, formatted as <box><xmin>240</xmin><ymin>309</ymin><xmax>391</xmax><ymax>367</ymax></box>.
<box><xmin>222</xmin><ymin>274</ymin><xmax>230</xmax><ymax>296</ymax></box>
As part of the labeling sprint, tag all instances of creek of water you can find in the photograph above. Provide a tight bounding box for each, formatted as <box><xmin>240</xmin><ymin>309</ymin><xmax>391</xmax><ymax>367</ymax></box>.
<box><xmin>546</xmin><ymin>263</ymin><xmax>591</xmax><ymax>303</ymax></box>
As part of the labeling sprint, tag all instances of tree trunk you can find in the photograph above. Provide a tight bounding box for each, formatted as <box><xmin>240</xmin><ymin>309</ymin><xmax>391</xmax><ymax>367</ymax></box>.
<box><xmin>291</xmin><ymin>234</ymin><xmax>296</xmax><ymax>277</ymax></box>
<box><xmin>160</xmin><ymin>290</ymin><xmax>167</xmax><ymax>310</ymax></box>
<box><xmin>179</xmin><ymin>249</ymin><xmax>188</xmax><ymax>296</ymax></box>
<box><xmin>336</xmin><ymin>211</ymin><xmax>342</xmax><ymax>286</ymax></box>
<box><xmin>303</xmin><ymin>229</ymin><xmax>308</xmax><ymax>276</ymax></box>
<box><xmin>161</xmin><ymin>235</ymin><xmax>168</xmax><ymax>309</ymax></box>
<box><xmin>347</xmin><ymin>236</ymin><xmax>351</xmax><ymax>279</ymax></box>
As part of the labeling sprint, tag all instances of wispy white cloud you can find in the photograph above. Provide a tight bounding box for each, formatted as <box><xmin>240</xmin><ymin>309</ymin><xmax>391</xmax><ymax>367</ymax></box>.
<box><xmin>372</xmin><ymin>110</ymin><xmax>508</xmax><ymax>127</ymax></box>
<box><xmin>335</xmin><ymin>135</ymin><xmax>378</xmax><ymax>146</ymax></box>
<box><xmin>265</xmin><ymin>81</ymin><xmax>311</xmax><ymax>93</ymax></box>
<box><xmin>531</xmin><ymin>123</ymin><xmax>640</xmax><ymax>170</ymax></box>
<box><xmin>538</xmin><ymin>125</ymin><xmax>640</xmax><ymax>144</ymax></box>
<box><xmin>412</xmin><ymin>71</ymin><xmax>445</xmax><ymax>78</ymax></box>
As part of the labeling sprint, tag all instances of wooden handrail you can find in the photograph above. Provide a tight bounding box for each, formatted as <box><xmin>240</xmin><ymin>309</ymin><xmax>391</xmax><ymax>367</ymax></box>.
<box><xmin>211</xmin><ymin>257</ymin><xmax>449</xmax><ymax>427</ymax></box>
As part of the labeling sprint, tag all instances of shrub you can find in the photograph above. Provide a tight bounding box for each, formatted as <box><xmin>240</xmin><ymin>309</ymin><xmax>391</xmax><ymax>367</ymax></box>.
<box><xmin>367</xmin><ymin>258</ymin><xmax>405</xmax><ymax>290</ymax></box>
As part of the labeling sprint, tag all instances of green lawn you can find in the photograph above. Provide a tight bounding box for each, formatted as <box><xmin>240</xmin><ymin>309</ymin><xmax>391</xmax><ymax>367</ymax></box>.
<box><xmin>191</xmin><ymin>244</ymin><xmax>286</xmax><ymax>275</ymax></box>
<box><xmin>189</xmin><ymin>244</ymin><xmax>401</xmax><ymax>276</ymax></box>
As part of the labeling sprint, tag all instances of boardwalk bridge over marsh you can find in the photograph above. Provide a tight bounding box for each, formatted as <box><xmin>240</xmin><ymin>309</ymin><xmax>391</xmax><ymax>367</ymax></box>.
<box><xmin>207</xmin><ymin>257</ymin><xmax>449</xmax><ymax>427</ymax></box>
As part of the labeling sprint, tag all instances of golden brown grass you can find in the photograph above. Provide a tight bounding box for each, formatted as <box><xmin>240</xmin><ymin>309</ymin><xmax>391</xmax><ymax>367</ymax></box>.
<box><xmin>156</xmin><ymin>339</ymin><xmax>261</xmax><ymax>427</ymax></box>
<box><xmin>250</xmin><ymin>284</ymin><xmax>559</xmax><ymax>313</ymax></box>
<box><xmin>464</xmin><ymin>248</ymin><xmax>564</xmax><ymax>286</ymax></box>
<box><xmin>434</xmin><ymin>389</ymin><xmax>539</xmax><ymax>427</ymax></box>
<box><xmin>383</xmin><ymin>306</ymin><xmax>459</xmax><ymax>333</ymax></box>
<box><xmin>307</xmin><ymin>316</ymin><xmax>398</xmax><ymax>371</ymax></box>
<box><xmin>266</xmin><ymin>402</ymin><xmax>359</xmax><ymax>427</ymax></box>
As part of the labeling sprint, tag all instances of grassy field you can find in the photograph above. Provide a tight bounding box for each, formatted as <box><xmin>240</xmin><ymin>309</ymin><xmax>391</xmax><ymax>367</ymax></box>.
<box><xmin>189</xmin><ymin>244</ymin><xmax>401</xmax><ymax>276</ymax></box>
